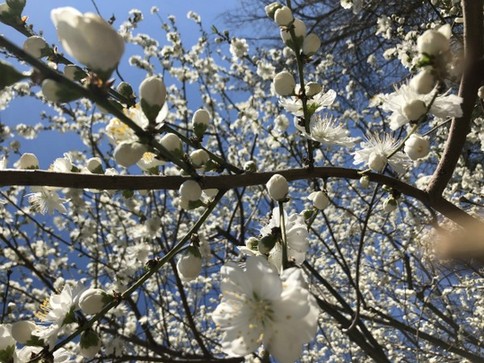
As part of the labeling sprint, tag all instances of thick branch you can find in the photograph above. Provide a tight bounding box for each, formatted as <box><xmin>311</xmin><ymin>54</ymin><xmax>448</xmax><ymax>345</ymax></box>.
<box><xmin>0</xmin><ymin>167</ymin><xmax>475</xmax><ymax>223</ymax></box>
<box><xmin>426</xmin><ymin>0</ymin><xmax>484</xmax><ymax>199</ymax></box>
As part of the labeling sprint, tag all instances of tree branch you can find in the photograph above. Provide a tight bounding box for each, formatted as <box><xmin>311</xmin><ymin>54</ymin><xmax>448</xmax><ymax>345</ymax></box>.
<box><xmin>426</xmin><ymin>0</ymin><xmax>484</xmax><ymax>199</ymax></box>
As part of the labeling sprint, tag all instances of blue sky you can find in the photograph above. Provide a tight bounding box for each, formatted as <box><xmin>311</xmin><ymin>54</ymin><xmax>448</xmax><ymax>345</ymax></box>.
<box><xmin>1</xmin><ymin>1</ymin><xmax>241</xmax><ymax>168</ymax></box>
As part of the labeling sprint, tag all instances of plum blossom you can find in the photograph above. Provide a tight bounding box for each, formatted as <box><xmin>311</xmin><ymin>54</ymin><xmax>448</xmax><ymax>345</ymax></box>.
<box><xmin>296</xmin><ymin>114</ymin><xmax>356</xmax><ymax>147</ymax></box>
<box><xmin>379</xmin><ymin>83</ymin><xmax>463</xmax><ymax>130</ymax></box>
<box><xmin>260</xmin><ymin>207</ymin><xmax>309</xmax><ymax>272</ymax></box>
<box><xmin>28</xmin><ymin>187</ymin><xmax>68</xmax><ymax>215</ymax></box>
<box><xmin>353</xmin><ymin>134</ymin><xmax>410</xmax><ymax>175</ymax></box>
<box><xmin>212</xmin><ymin>256</ymin><xmax>319</xmax><ymax>363</ymax></box>
<box><xmin>280</xmin><ymin>88</ymin><xmax>336</xmax><ymax>118</ymax></box>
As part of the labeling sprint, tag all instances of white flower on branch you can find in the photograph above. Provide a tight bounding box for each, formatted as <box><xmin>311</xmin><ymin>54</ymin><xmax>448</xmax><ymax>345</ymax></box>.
<box><xmin>296</xmin><ymin>114</ymin><xmax>356</xmax><ymax>148</ymax></box>
<box><xmin>212</xmin><ymin>256</ymin><xmax>319</xmax><ymax>363</ymax></box>
<box><xmin>51</xmin><ymin>7</ymin><xmax>125</xmax><ymax>76</ymax></box>
<box><xmin>353</xmin><ymin>134</ymin><xmax>410</xmax><ymax>174</ymax></box>
<box><xmin>280</xmin><ymin>88</ymin><xmax>336</xmax><ymax>118</ymax></box>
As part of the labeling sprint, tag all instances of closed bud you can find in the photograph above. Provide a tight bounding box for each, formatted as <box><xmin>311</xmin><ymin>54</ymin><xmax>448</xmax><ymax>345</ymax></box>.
<box><xmin>177</xmin><ymin>246</ymin><xmax>202</xmax><ymax>281</ymax></box>
<box><xmin>402</xmin><ymin>99</ymin><xmax>427</xmax><ymax>121</ymax></box>
<box><xmin>410</xmin><ymin>69</ymin><xmax>436</xmax><ymax>94</ymax></box>
<box><xmin>139</xmin><ymin>76</ymin><xmax>167</xmax><ymax>121</ymax></box>
<box><xmin>15</xmin><ymin>153</ymin><xmax>39</xmax><ymax>169</ymax></box>
<box><xmin>179</xmin><ymin>180</ymin><xmax>202</xmax><ymax>202</ymax></box>
<box><xmin>11</xmin><ymin>321</ymin><xmax>36</xmax><ymax>344</ymax></box>
<box><xmin>308</xmin><ymin>191</ymin><xmax>329</xmax><ymax>210</ymax></box>
<box><xmin>404</xmin><ymin>134</ymin><xmax>430</xmax><ymax>160</ymax></box>
<box><xmin>383</xmin><ymin>197</ymin><xmax>398</xmax><ymax>212</ymax></box>
<box><xmin>280</xmin><ymin>18</ymin><xmax>306</xmax><ymax>47</ymax></box>
<box><xmin>78</xmin><ymin>288</ymin><xmax>110</xmax><ymax>315</ymax></box>
<box><xmin>189</xmin><ymin>149</ymin><xmax>210</xmax><ymax>167</ymax></box>
<box><xmin>368</xmin><ymin>152</ymin><xmax>387</xmax><ymax>172</ymax></box>
<box><xmin>266</xmin><ymin>174</ymin><xmax>289</xmax><ymax>201</ymax></box>
<box><xmin>274</xmin><ymin>6</ymin><xmax>293</xmax><ymax>26</ymax></box>
<box><xmin>63</xmin><ymin>64</ymin><xmax>85</xmax><ymax>81</ymax></box>
<box><xmin>114</xmin><ymin>141</ymin><xmax>147</xmax><ymax>167</ymax></box>
<box><xmin>259</xmin><ymin>234</ymin><xmax>277</xmax><ymax>254</ymax></box>
<box><xmin>273</xmin><ymin>71</ymin><xmax>296</xmax><ymax>96</ymax></box>
<box><xmin>302</xmin><ymin>33</ymin><xmax>321</xmax><ymax>56</ymax></box>
<box><xmin>117</xmin><ymin>81</ymin><xmax>135</xmax><ymax>100</ymax></box>
<box><xmin>160</xmin><ymin>133</ymin><xmax>182</xmax><ymax>154</ymax></box>
<box><xmin>265</xmin><ymin>2</ymin><xmax>283</xmax><ymax>20</ymax></box>
<box><xmin>23</xmin><ymin>36</ymin><xmax>49</xmax><ymax>58</ymax></box>
<box><xmin>244</xmin><ymin>160</ymin><xmax>257</xmax><ymax>173</ymax></box>
<box><xmin>359</xmin><ymin>176</ymin><xmax>370</xmax><ymax>188</ymax></box>
<box><xmin>80</xmin><ymin>330</ymin><xmax>102</xmax><ymax>359</ymax></box>
<box><xmin>478</xmin><ymin>86</ymin><xmax>484</xmax><ymax>100</ymax></box>
<box><xmin>305</xmin><ymin>82</ymin><xmax>322</xmax><ymax>97</ymax></box>
<box><xmin>41</xmin><ymin>79</ymin><xmax>81</xmax><ymax>103</ymax></box>
<box><xmin>86</xmin><ymin>157</ymin><xmax>103</xmax><ymax>173</ymax></box>
<box><xmin>51</xmin><ymin>7</ymin><xmax>125</xmax><ymax>77</ymax></box>
<box><xmin>192</xmin><ymin>108</ymin><xmax>210</xmax><ymax>138</ymax></box>
<box><xmin>416</xmin><ymin>25</ymin><xmax>450</xmax><ymax>56</ymax></box>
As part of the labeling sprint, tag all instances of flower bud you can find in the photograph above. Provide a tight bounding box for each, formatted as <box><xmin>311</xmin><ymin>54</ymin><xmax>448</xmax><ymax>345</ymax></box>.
<box><xmin>273</xmin><ymin>71</ymin><xmax>296</xmax><ymax>96</ymax></box>
<box><xmin>15</xmin><ymin>153</ymin><xmax>38</xmax><ymax>169</ymax></box>
<box><xmin>192</xmin><ymin>108</ymin><xmax>210</xmax><ymax>138</ymax></box>
<box><xmin>23</xmin><ymin>36</ymin><xmax>48</xmax><ymax>58</ymax></box>
<box><xmin>0</xmin><ymin>325</ymin><xmax>15</xmax><ymax>361</ymax></box>
<box><xmin>177</xmin><ymin>246</ymin><xmax>202</xmax><ymax>281</ymax></box>
<box><xmin>63</xmin><ymin>64</ymin><xmax>85</xmax><ymax>81</ymax></box>
<box><xmin>368</xmin><ymin>152</ymin><xmax>387</xmax><ymax>172</ymax></box>
<box><xmin>383</xmin><ymin>197</ymin><xmax>398</xmax><ymax>212</ymax></box>
<box><xmin>189</xmin><ymin>149</ymin><xmax>210</xmax><ymax>168</ymax></box>
<box><xmin>258</xmin><ymin>234</ymin><xmax>277</xmax><ymax>254</ymax></box>
<box><xmin>274</xmin><ymin>6</ymin><xmax>293</xmax><ymax>26</ymax></box>
<box><xmin>78</xmin><ymin>288</ymin><xmax>109</xmax><ymax>315</ymax></box>
<box><xmin>265</xmin><ymin>2</ymin><xmax>283</xmax><ymax>20</ymax></box>
<box><xmin>280</xmin><ymin>18</ymin><xmax>306</xmax><ymax>47</ymax></box>
<box><xmin>266</xmin><ymin>174</ymin><xmax>289</xmax><ymax>201</ymax></box>
<box><xmin>139</xmin><ymin>76</ymin><xmax>167</xmax><ymax>121</ymax></box>
<box><xmin>359</xmin><ymin>176</ymin><xmax>370</xmax><ymax>188</ymax></box>
<box><xmin>308</xmin><ymin>191</ymin><xmax>329</xmax><ymax>210</ymax></box>
<box><xmin>416</xmin><ymin>25</ymin><xmax>450</xmax><ymax>56</ymax></box>
<box><xmin>302</xmin><ymin>33</ymin><xmax>321</xmax><ymax>56</ymax></box>
<box><xmin>41</xmin><ymin>79</ymin><xmax>81</xmax><ymax>103</ymax></box>
<box><xmin>409</xmin><ymin>69</ymin><xmax>436</xmax><ymax>94</ymax></box>
<box><xmin>114</xmin><ymin>142</ymin><xmax>147</xmax><ymax>167</ymax></box>
<box><xmin>478</xmin><ymin>86</ymin><xmax>484</xmax><ymax>100</ymax></box>
<box><xmin>80</xmin><ymin>330</ymin><xmax>102</xmax><ymax>359</ymax></box>
<box><xmin>404</xmin><ymin>134</ymin><xmax>430</xmax><ymax>160</ymax></box>
<box><xmin>160</xmin><ymin>133</ymin><xmax>182</xmax><ymax>154</ymax></box>
<box><xmin>244</xmin><ymin>160</ymin><xmax>257</xmax><ymax>173</ymax></box>
<box><xmin>402</xmin><ymin>99</ymin><xmax>426</xmax><ymax>121</ymax></box>
<box><xmin>179</xmin><ymin>180</ymin><xmax>202</xmax><ymax>202</ymax></box>
<box><xmin>305</xmin><ymin>82</ymin><xmax>322</xmax><ymax>97</ymax></box>
<box><xmin>86</xmin><ymin>157</ymin><xmax>103</xmax><ymax>173</ymax></box>
<box><xmin>11</xmin><ymin>321</ymin><xmax>36</xmax><ymax>344</ymax></box>
<box><xmin>51</xmin><ymin>7</ymin><xmax>125</xmax><ymax>77</ymax></box>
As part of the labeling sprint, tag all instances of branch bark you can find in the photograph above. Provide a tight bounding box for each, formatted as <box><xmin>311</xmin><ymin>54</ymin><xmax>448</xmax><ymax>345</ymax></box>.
<box><xmin>0</xmin><ymin>167</ymin><xmax>475</xmax><ymax>223</ymax></box>
<box><xmin>426</xmin><ymin>0</ymin><xmax>484</xmax><ymax>200</ymax></box>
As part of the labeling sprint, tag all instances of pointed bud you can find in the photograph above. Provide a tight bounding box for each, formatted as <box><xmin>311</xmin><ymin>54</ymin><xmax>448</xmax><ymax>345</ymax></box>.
<box><xmin>192</xmin><ymin>108</ymin><xmax>210</xmax><ymax>138</ymax></box>
<box><xmin>139</xmin><ymin>76</ymin><xmax>166</xmax><ymax>121</ymax></box>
